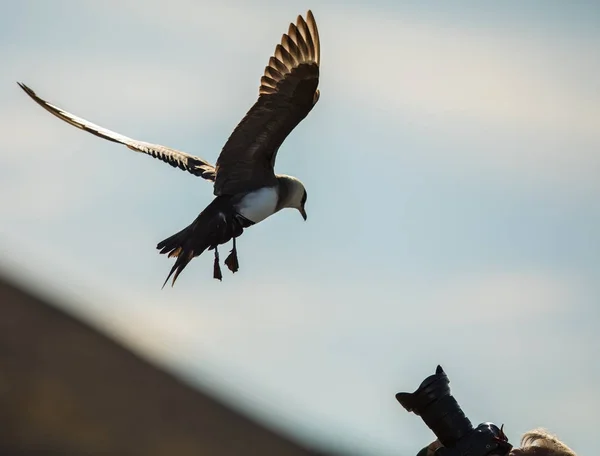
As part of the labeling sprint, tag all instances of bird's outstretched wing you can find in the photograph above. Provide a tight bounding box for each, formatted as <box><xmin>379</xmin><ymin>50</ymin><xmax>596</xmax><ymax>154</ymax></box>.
<box><xmin>213</xmin><ymin>10</ymin><xmax>321</xmax><ymax>196</ymax></box>
<box><xmin>17</xmin><ymin>82</ymin><xmax>216</xmax><ymax>181</ymax></box>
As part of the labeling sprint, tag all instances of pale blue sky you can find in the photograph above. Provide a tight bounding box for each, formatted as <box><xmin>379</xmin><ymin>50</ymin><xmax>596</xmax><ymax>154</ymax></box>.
<box><xmin>1</xmin><ymin>1</ymin><xmax>599</xmax><ymax>454</ymax></box>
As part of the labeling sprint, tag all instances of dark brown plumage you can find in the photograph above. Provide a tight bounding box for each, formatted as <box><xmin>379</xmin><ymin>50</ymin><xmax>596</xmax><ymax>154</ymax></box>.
<box><xmin>156</xmin><ymin>195</ymin><xmax>254</xmax><ymax>288</ymax></box>
<box><xmin>18</xmin><ymin>10</ymin><xmax>321</xmax><ymax>286</ymax></box>
<box><xmin>214</xmin><ymin>11</ymin><xmax>320</xmax><ymax>196</ymax></box>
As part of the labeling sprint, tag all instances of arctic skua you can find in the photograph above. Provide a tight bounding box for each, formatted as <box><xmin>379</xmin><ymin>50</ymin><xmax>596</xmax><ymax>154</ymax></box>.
<box><xmin>18</xmin><ymin>10</ymin><xmax>321</xmax><ymax>287</ymax></box>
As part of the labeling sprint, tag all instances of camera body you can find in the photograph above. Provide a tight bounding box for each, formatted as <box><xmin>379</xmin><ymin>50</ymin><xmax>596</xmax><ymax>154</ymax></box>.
<box><xmin>396</xmin><ymin>365</ymin><xmax>512</xmax><ymax>456</ymax></box>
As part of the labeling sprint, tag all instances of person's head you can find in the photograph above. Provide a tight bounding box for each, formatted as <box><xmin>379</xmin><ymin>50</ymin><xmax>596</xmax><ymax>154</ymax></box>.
<box><xmin>420</xmin><ymin>428</ymin><xmax>576</xmax><ymax>456</ymax></box>
<box><xmin>509</xmin><ymin>429</ymin><xmax>576</xmax><ymax>456</ymax></box>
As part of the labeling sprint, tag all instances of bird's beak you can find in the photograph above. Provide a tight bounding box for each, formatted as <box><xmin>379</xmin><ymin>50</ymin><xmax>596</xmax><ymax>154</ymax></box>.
<box><xmin>299</xmin><ymin>206</ymin><xmax>307</xmax><ymax>221</ymax></box>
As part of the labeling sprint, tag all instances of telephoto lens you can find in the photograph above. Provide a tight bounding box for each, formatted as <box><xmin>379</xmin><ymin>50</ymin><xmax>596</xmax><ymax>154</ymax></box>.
<box><xmin>396</xmin><ymin>365</ymin><xmax>512</xmax><ymax>456</ymax></box>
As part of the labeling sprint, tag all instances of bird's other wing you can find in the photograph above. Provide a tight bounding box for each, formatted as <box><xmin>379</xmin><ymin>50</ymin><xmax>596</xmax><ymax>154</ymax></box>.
<box><xmin>213</xmin><ymin>10</ymin><xmax>320</xmax><ymax>196</ymax></box>
<box><xmin>17</xmin><ymin>82</ymin><xmax>216</xmax><ymax>181</ymax></box>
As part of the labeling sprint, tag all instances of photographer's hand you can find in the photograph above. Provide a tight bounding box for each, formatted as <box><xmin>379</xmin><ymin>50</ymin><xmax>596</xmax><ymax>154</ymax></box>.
<box><xmin>416</xmin><ymin>439</ymin><xmax>442</xmax><ymax>456</ymax></box>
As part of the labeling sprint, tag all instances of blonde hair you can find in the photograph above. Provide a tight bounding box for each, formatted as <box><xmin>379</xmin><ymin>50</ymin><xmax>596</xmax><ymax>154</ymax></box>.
<box><xmin>423</xmin><ymin>428</ymin><xmax>575</xmax><ymax>456</ymax></box>
<box><xmin>514</xmin><ymin>428</ymin><xmax>576</xmax><ymax>456</ymax></box>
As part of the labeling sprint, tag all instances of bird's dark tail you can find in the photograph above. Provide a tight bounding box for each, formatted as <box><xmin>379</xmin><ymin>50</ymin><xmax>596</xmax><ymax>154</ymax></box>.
<box><xmin>156</xmin><ymin>196</ymin><xmax>251</xmax><ymax>287</ymax></box>
<box><xmin>157</xmin><ymin>225</ymin><xmax>201</xmax><ymax>288</ymax></box>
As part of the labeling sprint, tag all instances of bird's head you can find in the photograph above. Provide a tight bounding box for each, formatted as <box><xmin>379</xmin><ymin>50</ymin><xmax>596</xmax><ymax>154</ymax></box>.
<box><xmin>277</xmin><ymin>175</ymin><xmax>308</xmax><ymax>221</ymax></box>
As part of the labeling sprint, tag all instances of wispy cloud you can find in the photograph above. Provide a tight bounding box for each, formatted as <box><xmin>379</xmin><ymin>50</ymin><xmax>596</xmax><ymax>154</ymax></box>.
<box><xmin>75</xmin><ymin>0</ymin><xmax>600</xmax><ymax>193</ymax></box>
<box><xmin>332</xmin><ymin>13</ymin><xmax>600</xmax><ymax>132</ymax></box>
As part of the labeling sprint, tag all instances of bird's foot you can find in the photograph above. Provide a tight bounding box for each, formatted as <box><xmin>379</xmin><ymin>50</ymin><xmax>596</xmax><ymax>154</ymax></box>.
<box><xmin>224</xmin><ymin>248</ymin><xmax>239</xmax><ymax>273</ymax></box>
<box><xmin>213</xmin><ymin>249</ymin><xmax>223</xmax><ymax>281</ymax></box>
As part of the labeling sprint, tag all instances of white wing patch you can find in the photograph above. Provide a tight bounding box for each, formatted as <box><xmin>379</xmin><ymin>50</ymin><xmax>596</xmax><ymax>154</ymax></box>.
<box><xmin>238</xmin><ymin>187</ymin><xmax>279</xmax><ymax>223</ymax></box>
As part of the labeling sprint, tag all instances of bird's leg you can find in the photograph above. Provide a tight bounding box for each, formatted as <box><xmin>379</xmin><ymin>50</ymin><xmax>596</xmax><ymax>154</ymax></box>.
<box><xmin>225</xmin><ymin>237</ymin><xmax>240</xmax><ymax>273</ymax></box>
<box><xmin>213</xmin><ymin>246</ymin><xmax>223</xmax><ymax>281</ymax></box>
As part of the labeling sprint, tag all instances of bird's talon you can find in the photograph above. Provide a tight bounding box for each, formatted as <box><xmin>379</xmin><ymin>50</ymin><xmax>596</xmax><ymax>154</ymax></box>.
<box><xmin>213</xmin><ymin>246</ymin><xmax>223</xmax><ymax>281</ymax></box>
<box><xmin>213</xmin><ymin>257</ymin><xmax>223</xmax><ymax>281</ymax></box>
<box><xmin>225</xmin><ymin>250</ymin><xmax>239</xmax><ymax>273</ymax></box>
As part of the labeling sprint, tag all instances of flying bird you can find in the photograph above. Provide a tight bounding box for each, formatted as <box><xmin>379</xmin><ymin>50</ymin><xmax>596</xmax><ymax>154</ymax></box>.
<box><xmin>18</xmin><ymin>10</ymin><xmax>321</xmax><ymax>287</ymax></box>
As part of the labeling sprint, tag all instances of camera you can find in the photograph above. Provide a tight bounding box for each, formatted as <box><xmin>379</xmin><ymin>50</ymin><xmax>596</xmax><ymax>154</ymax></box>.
<box><xmin>396</xmin><ymin>365</ymin><xmax>513</xmax><ymax>456</ymax></box>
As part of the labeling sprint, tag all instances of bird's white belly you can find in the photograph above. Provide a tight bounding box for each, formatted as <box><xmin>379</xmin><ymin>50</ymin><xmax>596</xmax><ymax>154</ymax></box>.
<box><xmin>238</xmin><ymin>187</ymin><xmax>279</xmax><ymax>223</ymax></box>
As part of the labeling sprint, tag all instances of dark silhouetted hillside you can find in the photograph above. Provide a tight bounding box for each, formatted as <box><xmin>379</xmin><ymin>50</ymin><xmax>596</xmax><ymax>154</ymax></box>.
<box><xmin>0</xmin><ymin>274</ymin><xmax>330</xmax><ymax>456</ymax></box>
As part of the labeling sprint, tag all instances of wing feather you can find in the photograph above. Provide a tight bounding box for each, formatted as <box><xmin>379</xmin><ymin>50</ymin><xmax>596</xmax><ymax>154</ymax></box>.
<box><xmin>18</xmin><ymin>82</ymin><xmax>216</xmax><ymax>181</ymax></box>
<box><xmin>213</xmin><ymin>10</ymin><xmax>321</xmax><ymax>196</ymax></box>
<box><xmin>288</xmin><ymin>24</ymin><xmax>309</xmax><ymax>61</ymax></box>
